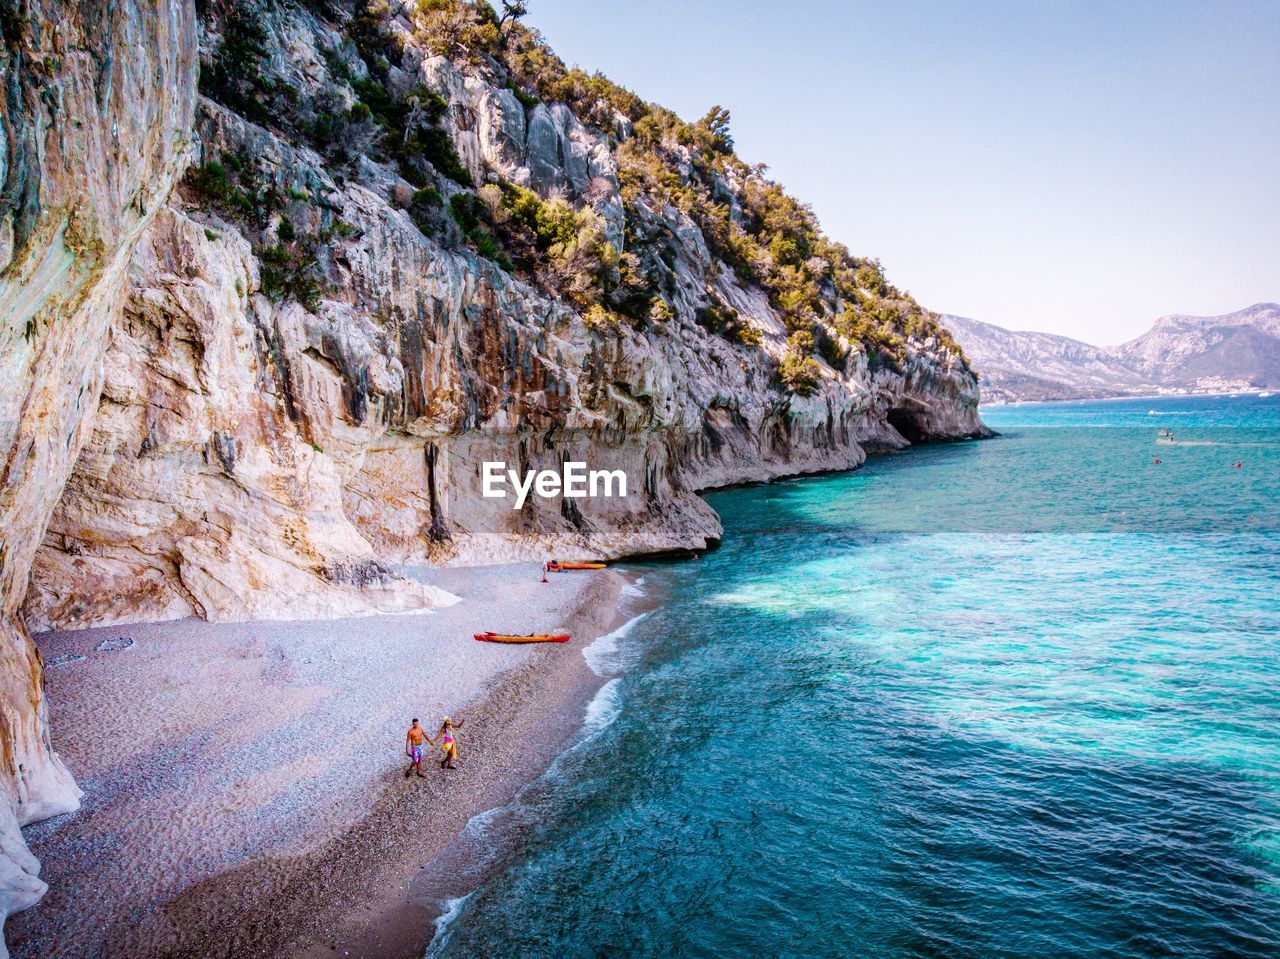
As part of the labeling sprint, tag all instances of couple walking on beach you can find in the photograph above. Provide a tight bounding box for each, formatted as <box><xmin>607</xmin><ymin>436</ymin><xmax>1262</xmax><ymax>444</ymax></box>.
<box><xmin>405</xmin><ymin>716</ymin><xmax>464</xmax><ymax>777</ymax></box>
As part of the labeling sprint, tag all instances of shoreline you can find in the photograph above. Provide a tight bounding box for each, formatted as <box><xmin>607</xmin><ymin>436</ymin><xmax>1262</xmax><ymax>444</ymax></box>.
<box><xmin>286</xmin><ymin>572</ymin><xmax>647</xmax><ymax>959</ymax></box>
<box><xmin>10</xmin><ymin>564</ymin><xmax>635</xmax><ymax>959</ymax></box>
<box><xmin>981</xmin><ymin>388</ymin><xmax>1278</xmax><ymax>409</ymax></box>
<box><xmin>9</xmin><ymin>427</ymin><xmax>972</xmax><ymax>959</ymax></box>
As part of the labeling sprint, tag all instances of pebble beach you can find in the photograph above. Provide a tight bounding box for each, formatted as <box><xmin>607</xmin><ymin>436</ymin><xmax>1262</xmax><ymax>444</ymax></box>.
<box><xmin>10</xmin><ymin>564</ymin><xmax>628</xmax><ymax>959</ymax></box>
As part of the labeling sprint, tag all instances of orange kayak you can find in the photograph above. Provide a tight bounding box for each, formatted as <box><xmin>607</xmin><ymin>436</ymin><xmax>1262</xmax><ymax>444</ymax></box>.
<box><xmin>474</xmin><ymin>632</ymin><xmax>571</xmax><ymax>644</ymax></box>
<box><xmin>547</xmin><ymin>561</ymin><xmax>606</xmax><ymax>571</ymax></box>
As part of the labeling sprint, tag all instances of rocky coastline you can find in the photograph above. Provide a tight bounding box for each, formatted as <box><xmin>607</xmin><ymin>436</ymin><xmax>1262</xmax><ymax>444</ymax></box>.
<box><xmin>0</xmin><ymin>0</ymin><xmax>987</xmax><ymax>950</ymax></box>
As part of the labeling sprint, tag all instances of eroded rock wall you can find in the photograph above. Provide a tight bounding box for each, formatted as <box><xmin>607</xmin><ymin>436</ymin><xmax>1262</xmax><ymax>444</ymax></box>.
<box><xmin>0</xmin><ymin>0</ymin><xmax>197</xmax><ymax>946</ymax></box>
<box><xmin>27</xmin><ymin>66</ymin><xmax>985</xmax><ymax>629</ymax></box>
<box><xmin>21</xmin><ymin>206</ymin><xmax>457</xmax><ymax>630</ymax></box>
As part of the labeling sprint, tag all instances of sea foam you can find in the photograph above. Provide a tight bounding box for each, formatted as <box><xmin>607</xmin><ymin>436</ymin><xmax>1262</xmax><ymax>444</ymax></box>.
<box><xmin>425</xmin><ymin>890</ymin><xmax>475</xmax><ymax>959</ymax></box>
<box><xmin>460</xmin><ymin>804</ymin><xmax>502</xmax><ymax>841</ymax></box>
<box><xmin>582</xmin><ymin>677</ymin><xmax>622</xmax><ymax>735</ymax></box>
<box><xmin>582</xmin><ymin>610</ymin><xmax>651</xmax><ymax>677</ymax></box>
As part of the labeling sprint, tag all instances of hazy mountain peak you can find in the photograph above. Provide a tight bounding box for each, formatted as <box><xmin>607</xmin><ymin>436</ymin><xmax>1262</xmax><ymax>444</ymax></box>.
<box><xmin>946</xmin><ymin>304</ymin><xmax>1280</xmax><ymax>403</ymax></box>
<box><xmin>1134</xmin><ymin>302</ymin><xmax>1280</xmax><ymax>340</ymax></box>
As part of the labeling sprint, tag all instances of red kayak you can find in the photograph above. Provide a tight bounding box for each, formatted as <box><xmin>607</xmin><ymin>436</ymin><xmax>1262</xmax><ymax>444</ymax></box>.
<box><xmin>474</xmin><ymin>632</ymin><xmax>571</xmax><ymax>644</ymax></box>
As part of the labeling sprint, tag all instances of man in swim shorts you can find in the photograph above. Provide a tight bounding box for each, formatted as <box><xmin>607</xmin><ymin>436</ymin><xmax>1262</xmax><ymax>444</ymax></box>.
<box><xmin>405</xmin><ymin>718</ymin><xmax>431</xmax><ymax>778</ymax></box>
<box><xmin>437</xmin><ymin>716</ymin><xmax>464</xmax><ymax>769</ymax></box>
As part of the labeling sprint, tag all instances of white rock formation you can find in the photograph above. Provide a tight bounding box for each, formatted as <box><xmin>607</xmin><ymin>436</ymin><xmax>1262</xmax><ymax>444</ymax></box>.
<box><xmin>23</xmin><ymin>207</ymin><xmax>457</xmax><ymax>630</ymax></box>
<box><xmin>0</xmin><ymin>0</ymin><xmax>196</xmax><ymax>950</ymax></box>
<box><xmin>25</xmin><ymin>88</ymin><xmax>985</xmax><ymax>629</ymax></box>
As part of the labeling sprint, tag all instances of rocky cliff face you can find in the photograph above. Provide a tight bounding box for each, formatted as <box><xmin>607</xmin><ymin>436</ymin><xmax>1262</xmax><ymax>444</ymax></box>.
<box><xmin>0</xmin><ymin>0</ymin><xmax>985</xmax><ymax>943</ymax></box>
<box><xmin>22</xmin><ymin>1</ymin><xmax>987</xmax><ymax>633</ymax></box>
<box><xmin>0</xmin><ymin>0</ymin><xmax>197</xmax><ymax>947</ymax></box>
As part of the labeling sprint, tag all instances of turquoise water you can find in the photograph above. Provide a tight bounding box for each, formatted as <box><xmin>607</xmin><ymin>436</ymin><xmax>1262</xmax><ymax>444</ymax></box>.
<box><xmin>432</xmin><ymin>394</ymin><xmax>1280</xmax><ymax>958</ymax></box>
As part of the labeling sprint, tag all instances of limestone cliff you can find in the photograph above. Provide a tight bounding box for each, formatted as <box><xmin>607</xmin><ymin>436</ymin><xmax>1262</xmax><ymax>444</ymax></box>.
<box><xmin>0</xmin><ymin>0</ymin><xmax>197</xmax><ymax>947</ymax></box>
<box><xmin>0</xmin><ymin>0</ymin><xmax>986</xmax><ymax>944</ymax></box>
<box><xmin>24</xmin><ymin>0</ymin><xmax>986</xmax><ymax>632</ymax></box>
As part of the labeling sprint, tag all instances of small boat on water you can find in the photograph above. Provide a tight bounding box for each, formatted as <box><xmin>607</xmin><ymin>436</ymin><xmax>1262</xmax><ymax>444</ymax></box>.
<box><xmin>1261</xmin><ymin>392</ymin><xmax>1274</xmax><ymax>398</ymax></box>
<box><xmin>547</xmin><ymin>560</ymin><xmax>607</xmax><ymax>571</ymax></box>
<box><xmin>474</xmin><ymin>632</ymin><xmax>571</xmax><ymax>644</ymax></box>
<box><xmin>1157</xmin><ymin>428</ymin><xmax>1175</xmax><ymax>444</ymax></box>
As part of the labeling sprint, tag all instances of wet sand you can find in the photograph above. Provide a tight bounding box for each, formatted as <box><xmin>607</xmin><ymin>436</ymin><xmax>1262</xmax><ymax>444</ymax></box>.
<box><xmin>9</xmin><ymin>564</ymin><xmax>627</xmax><ymax>959</ymax></box>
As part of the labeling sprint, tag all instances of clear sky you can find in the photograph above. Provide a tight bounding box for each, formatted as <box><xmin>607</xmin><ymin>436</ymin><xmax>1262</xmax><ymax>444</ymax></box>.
<box><xmin>521</xmin><ymin>0</ymin><xmax>1279</xmax><ymax>344</ymax></box>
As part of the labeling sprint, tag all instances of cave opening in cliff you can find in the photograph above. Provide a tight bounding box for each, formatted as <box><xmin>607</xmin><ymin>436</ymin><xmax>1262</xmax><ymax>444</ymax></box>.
<box><xmin>886</xmin><ymin>407</ymin><xmax>927</xmax><ymax>444</ymax></box>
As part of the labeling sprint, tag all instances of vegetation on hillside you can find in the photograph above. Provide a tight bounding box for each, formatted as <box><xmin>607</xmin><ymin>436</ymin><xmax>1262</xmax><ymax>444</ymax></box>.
<box><xmin>191</xmin><ymin>0</ymin><xmax>968</xmax><ymax>392</ymax></box>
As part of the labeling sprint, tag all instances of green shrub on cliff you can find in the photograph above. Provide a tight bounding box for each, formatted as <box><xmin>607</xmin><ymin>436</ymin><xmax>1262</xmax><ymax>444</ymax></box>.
<box><xmin>187</xmin><ymin>161</ymin><xmax>229</xmax><ymax>201</ymax></box>
<box><xmin>444</xmin><ymin>190</ymin><xmax>512</xmax><ymax>267</ymax></box>
<box><xmin>780</xmin><ymin>351</ymin><xmax>823</xmax><ymax>396</ymax></box>
<box><xmin>182</xmin><ymin>155</ymin><xmax>331</xmax><ymax>311</ymax></box>
<box><xmin>506</xmin><ymin>79</ymin><xmax>539</xmax><ymax>109</ymax></box>
<box><xmin>470</xmin><ymin>228</ymin><xmax>506</xmax><ymax>264</ymax></box>
<box><xmin>695</xmin><ymin>297</ymin><xmax>759</xmax><ymax>346</ymax></box>
<box><xmin>260</xmin><ymin>243</ymin><xmax>321</xmax><ymax>311</ymax></box>
<box><xmin>787</xmin><ymin>328</ymin><xmax>815</xmax><ymax>355</ymax></box>
<box><xmin>815</xmin><ymin>326</ymin><xmax>848</xmax><ymax>368</ymax></box>
<box><xmin>779</xmin><ymin>329</ymin><xmax>823</xmax><ymax>395</ymax></box>
<box><xmin>649</xmin><ymin>297</ymin><xmax>675</xmax><ymax>325</ymax></box>
<box><xmin>408</xmin><ymin>187</ymin><xmax>443</xmax><ymax>234</ymax></box>
<box><xmin>834</xmin><ymin>310</ymin><xmax>904</xmax><ymax>360</ymax></box>
<box><xmin>583</xmin><ymin>303</ymin><xmax>623</xmax><ymax>329</ymax></box>
<box><xmin>415</xmin><ymin>0</ymin><xmax>502</xmax><ymax>62</ymax></box>
<box><xmin>449</xmin><ymin>192</ymin><xmax>481</xmax><ymax>233</ymax></box>
<box><xmin>191</xmin><ymin>0</ymin><xmax>970</xmax><ymax>370</ymax></box>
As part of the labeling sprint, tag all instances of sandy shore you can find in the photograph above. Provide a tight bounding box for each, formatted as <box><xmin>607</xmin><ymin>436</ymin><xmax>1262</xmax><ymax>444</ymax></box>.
<box><xmin>9</xmin><ymin>563</ymin><xmax>632</xmax><ymax>959</ymax></box>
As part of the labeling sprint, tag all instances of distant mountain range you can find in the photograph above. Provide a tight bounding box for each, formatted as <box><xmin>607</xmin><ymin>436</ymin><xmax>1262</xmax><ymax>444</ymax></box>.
<box><xmin>944</xmin><ymin>303</ymin><xmax>1280</xmax><ymax>403</ymax></box>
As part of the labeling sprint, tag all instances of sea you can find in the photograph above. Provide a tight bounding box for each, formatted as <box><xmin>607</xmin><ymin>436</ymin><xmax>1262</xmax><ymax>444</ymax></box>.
<box><xmin>428</xmin><ymin>393</ymin><xmax>1280</xmax><ymax>958</ymax></box>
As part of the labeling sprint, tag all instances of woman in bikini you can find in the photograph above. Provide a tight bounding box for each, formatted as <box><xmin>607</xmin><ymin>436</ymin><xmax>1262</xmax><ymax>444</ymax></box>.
<box><xmin>437</xmin><ymin>716</ymin><xmax>464</xmax><ymax>769</ymax></box>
